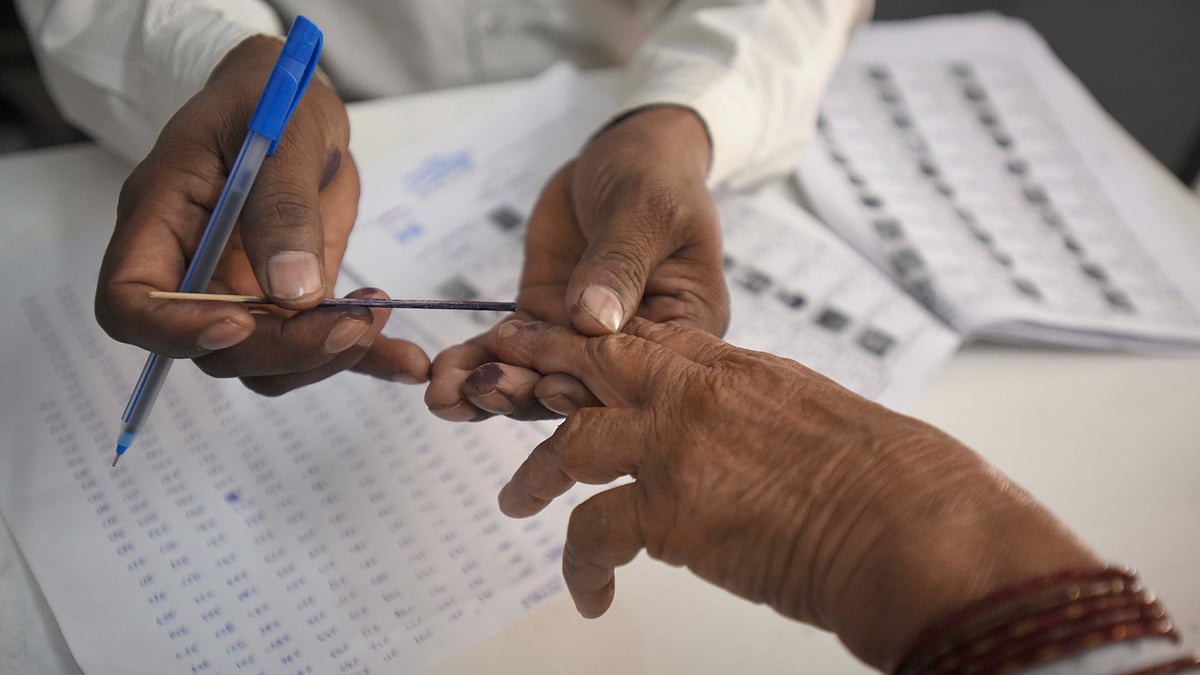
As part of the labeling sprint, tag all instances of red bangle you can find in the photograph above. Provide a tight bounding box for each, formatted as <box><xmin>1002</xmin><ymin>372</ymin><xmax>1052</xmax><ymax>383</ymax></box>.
<box><xmin>924</xmin><ymin>592</ymin><xmax>1163</xmax><ymax>674</ymax></box>
<box><xmin>895</xmin><ymin>566</ymin><xmax>1137</xmax><ymax>674</ymax></box>
<box><xmin>948</xmin><ymin>613</ymin><xmax>1176</xmax><ymax>675</ymax></box>
<box><xmin>893</xmin><ymin>566</ymin><xmax>1187</xmax><ymax>675</ymax></box>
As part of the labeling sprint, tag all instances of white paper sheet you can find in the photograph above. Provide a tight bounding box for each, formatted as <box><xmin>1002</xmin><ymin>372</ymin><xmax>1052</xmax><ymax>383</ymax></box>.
<box><xmin>0</xmin><ymin>69</ymin><xmax>606</xmax><ymax>674</ymax></box>
<box><xmin>795</xmin><ymin>15</ymin><xmax>1200</xmax><ymax>349</ymax></box>
<box><xmin>345</xmin><ymin>67</ymin><xmax>959</xmax><ymax>410</ymax></box>
<box><xmin>718</xmin><ymin>193</ymin><xmax>960</xmax><ymax>407</ymax></box>
<box><xmin>0</xmin><ymin>233</ymin><xmax>588</xmax><ymax>675</ymax></box>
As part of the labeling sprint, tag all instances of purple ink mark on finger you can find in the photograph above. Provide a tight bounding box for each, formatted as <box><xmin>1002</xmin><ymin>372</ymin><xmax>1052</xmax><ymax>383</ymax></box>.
<box><xmin>465</xmin><ymin>363</ymin><xmax>504</xmax><ymax>392</ymax></box>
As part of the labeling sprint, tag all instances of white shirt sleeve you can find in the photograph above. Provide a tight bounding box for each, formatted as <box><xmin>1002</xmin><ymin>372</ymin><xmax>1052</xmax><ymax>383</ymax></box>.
<box><xmin>14</xmin><ymin>0</ymin><xmax>283</xmax><ymax>162</ymax></box>
<box><xmin>619</xmin><ymin>0</ymin><xmax>873</xmax><ymax>188</ymax></box>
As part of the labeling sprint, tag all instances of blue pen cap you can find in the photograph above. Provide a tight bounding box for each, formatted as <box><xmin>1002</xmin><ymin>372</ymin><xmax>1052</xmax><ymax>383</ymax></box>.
<box><xmin>248</xmin><ymin>16</ymin><xmax>324</xmax><ymax>155</ymax></box>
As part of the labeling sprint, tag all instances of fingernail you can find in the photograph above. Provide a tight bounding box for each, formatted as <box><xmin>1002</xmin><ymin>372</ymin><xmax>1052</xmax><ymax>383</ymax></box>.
<box><xmin>197</xmin><ymin>319</ymin><xmax>251</xmax><ymax>351</ymax></box>
<box><xmin>580</xmin><ymin>285</ymin><xmax>623</xmax><ymax>333</ymax></box>
<box><xmin>356</xmin><ymin>331</ymin><xmax>376</xmax><ymax>348</ymax></box>
<box><xmin>267</xmin><ymin>250</ymin><xmax>323</xmax><ymax>301</ymax></box>
<box><xmin>324</xmin><ymin>317</ymin><xmax>370</xmax><ymax>354</ymax></box>
<box><xmin>431</xmin><ymin>401</ymin><xmax>479</xmax><ymax>422</ymax></box>
<box><xmin>540</xmin><ymin>394</ymin><xmax>578</xmax><ymax>417</ymax></box>
<box><xmin>470</xmin><ymin>391</ymin><xmax>515</xmax><ymax>416</ymax></box>
<box><xmin>496</xmin><ymin>320</ymin><xmax>523</xmax><ymax>339</ymax></box>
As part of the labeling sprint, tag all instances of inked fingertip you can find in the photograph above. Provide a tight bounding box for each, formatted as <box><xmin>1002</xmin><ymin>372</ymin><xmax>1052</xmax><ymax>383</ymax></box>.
<box><xmin>464</xmin><ymin>363</ymin><xmax>504</xmax><ymax>393</ymax></box>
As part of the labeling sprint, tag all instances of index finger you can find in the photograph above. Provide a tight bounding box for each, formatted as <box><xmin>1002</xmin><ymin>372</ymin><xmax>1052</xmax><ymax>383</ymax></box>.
<box><xmin>97</xmin><ymin>152</ymin><xmax>258</xmax><ymax>357</ymax></box>
<box><xmin>563</xmin><ymin>484</ymin><xmax>645</xmax><ymax>618</ymax></box>
<box><xmin>487</xmin><ymin>320</ymin><xmax>690</xmax><ymax>408</ymax></box>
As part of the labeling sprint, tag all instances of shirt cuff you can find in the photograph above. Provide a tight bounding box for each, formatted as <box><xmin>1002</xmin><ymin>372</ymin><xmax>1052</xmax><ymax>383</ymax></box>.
<box><xmin>615</xmin><ymin>62</ymin><xmax>758</xmax><ymax>188</ymax></box>
<box><xmin>614</xmin><ymin>0</ymin><xmax>872</xmax><ymax>189</ymax></box>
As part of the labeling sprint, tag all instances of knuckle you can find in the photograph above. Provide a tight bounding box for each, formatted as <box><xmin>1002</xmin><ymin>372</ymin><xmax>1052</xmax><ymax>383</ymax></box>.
<box><xmin>703</xmin><ymin>376</ymin><xmax>740</xmax><ymax>412</ymax></box>
<box><xmin>554</xmin><ymin>437</ymin><xmax>590</xmax><ymax>477</ymax></box>
<box><xmin>586</xmin><ymin>333</ymin><xmax>639</xmax><ymax>368</ymax></box>
<box><xmin>635</xmin><ymin>179</ymin><xmax>684</xmax><ymax>229</ymax></box>
<box><xmin>554</xmin><ymin>409</ymin><xmax>606</xmax><ymax>472</ymax></box>
<box><xmin>565</xmin><ymin>501</ymin><xmax>603</xmax><ymax>554</ymax></box>
<box><xmin>115</xmin><ymin>167</ymin><xmax>148</xmax><ymax>215</ymax></box>
<box><xmin>267</xmin><ymin>191</ymin><xmax>317</xmax><ymax>230</ymax></box>
<box><xmin>593</xmin><ymin>242</ymin><xmax>654</xmax><ymax>290</ymax></box>
<box><xmin>430</xmin><ymin>344</ymin><xmax>478</xmax><ymax>373</ymax></box>
<box><xmin>245</xmin><ymin>180</ymin><xmax>317</xmax><ymax>232</ymax></box>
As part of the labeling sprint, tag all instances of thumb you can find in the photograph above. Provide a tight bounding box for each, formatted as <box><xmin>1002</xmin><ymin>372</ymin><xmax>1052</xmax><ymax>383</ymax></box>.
<box><xmin>238</xmin><ymin>88</ymin><xmax>349</xmax><ymax>310</ymax></box>
<box><xmin>239</xmin><ymin>147</ymin><xmax>330</xmax><ymax>309</ymax></box>
<box><xmin>566</xmin><ymin>202</ymin><xmax>676</xmax><ymax>336</ymax></box>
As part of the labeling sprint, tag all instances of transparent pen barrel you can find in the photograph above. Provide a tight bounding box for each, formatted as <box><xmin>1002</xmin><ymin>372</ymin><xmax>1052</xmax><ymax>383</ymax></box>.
<box><xmin>121</xmin><ymin>132</ymin><xmax>272</xmax><ymax>433</ymax></box>
<box><xmin>121</xmin><ymin>353</ymin><xmax>173</xmax><ymax>432</ymax></box>
<box><xmin>180</xmin><ymin>132</ymin><xmax>272</xmax><ymax>291</ymax></box>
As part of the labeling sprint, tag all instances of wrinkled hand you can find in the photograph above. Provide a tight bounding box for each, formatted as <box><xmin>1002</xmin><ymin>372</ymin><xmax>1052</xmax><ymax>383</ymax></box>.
<box><xmin>484</xmin><ymin>318</ymin><xmax>1100</xmax><ymax>670</ymax></box>
<box><xmin>96</xmin><ymin>37</ymin><xmax>429</xmax><ymax>396</ymax></box>
<box><xmin>425</xmin><ymin>106</ymin><xmax>729</xmax><ymax>421</ymax></box>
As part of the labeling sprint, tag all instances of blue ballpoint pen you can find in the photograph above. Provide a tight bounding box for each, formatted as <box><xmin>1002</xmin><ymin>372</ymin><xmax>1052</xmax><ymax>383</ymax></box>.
<box><xmin>112</xmin><ymin>17</ymin><xmax>323</xmax><ymax>467</ymax></box>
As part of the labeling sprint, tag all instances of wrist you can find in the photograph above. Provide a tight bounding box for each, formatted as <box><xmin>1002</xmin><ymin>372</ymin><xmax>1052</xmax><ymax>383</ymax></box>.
<box><xmin>596</xmin><ymin>105</ymin><xmax>712</xmax><ymax>181</ymax></box>
<box><xmin>208</xmin><ymin>35</ymin><xmax>287</xmax><ymax>85</ymax></box>
<box><xmin>809</xmin><ymin>423</ymin><xmax>1102</xmax><ymax>670</ymax></box>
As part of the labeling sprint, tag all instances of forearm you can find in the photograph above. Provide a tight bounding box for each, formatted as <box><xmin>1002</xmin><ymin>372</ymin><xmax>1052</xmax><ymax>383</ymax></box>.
<box><xmin>14</xmin><ymin>0</ymin><xmax>281</xmax><ymax>161</ymax></box>
<box><xmin>621</xmin><ymin>0</ymin><xmax>872</xmax><ymax>188</ymax></box>
<box><xmin>817</xmin><ymin>429</ymin><xmax>1191</xmax><ymax>674</ymax></box>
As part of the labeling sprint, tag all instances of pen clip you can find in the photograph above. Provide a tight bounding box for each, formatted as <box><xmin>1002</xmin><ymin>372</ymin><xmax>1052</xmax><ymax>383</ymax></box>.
<box><xmin>248</xmin><ymin>16</ymin><xmax>324</xmax><ymax>155</ymax></box>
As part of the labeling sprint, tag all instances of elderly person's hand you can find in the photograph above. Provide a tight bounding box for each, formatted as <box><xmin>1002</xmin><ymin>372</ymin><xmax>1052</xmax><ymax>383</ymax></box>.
<box><xmin>484</xmin><ymin>318</ymin><xmax>1100</xmax><ymax>671</ymax></box>
<box><xmin>424</xmin><ymin>106</ymin><xmax>729</xmax><ymax>421</ymax></box>
<box><xmin>95</xmin><ymin>37</ymin><xmax>430</xmax><ymax>396</ymax></box>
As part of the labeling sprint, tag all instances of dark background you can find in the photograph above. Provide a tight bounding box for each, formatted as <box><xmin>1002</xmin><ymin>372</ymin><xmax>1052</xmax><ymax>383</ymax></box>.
<box><xmin>2</xmin><ymin>1</ymin><xmax>1198</xmax><ymax>185</ymax></box>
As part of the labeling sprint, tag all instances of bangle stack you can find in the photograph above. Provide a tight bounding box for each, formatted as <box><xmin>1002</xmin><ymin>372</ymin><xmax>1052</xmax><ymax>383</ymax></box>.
<box><xmin>893</xmin><ymin>566</ymin><xmax>1199</xmax><ymax>675</ymax></box>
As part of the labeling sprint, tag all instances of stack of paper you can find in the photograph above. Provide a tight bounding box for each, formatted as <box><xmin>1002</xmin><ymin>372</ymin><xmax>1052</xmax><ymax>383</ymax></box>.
<box><xmin>796</xmin><ymin>15</ymin><xmax>1200</xmax><ymax>349</ymax></box>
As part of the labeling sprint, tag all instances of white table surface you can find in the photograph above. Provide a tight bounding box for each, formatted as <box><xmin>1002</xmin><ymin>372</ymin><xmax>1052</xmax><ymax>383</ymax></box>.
<box><xmin>2</xmin><ymin>74</ymin><xmax>1198</xmax><ymax>675</ymax></box>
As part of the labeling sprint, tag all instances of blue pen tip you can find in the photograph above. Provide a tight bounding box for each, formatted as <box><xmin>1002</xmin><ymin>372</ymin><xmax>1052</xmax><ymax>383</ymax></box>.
<box><xmin>112</xmin><ymin>443</ymin><xmax>128</xmax><ymax>467</ymax></box>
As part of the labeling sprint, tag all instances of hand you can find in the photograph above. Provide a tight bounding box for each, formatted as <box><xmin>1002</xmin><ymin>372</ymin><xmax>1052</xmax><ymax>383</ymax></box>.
<box><xmin>425</xmin><ymin>106</ymin><xmax>729</xmax><ymax>421</ymax></box>
<box><xmin>95</xmin><ymin>37</ymin><xmax>429</xmax><ymax>396</ymax></box>
<box><xmin>484</xmin><ymin>318</ymin><xmax>1100</xmax><ymax>670</ymax></box>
